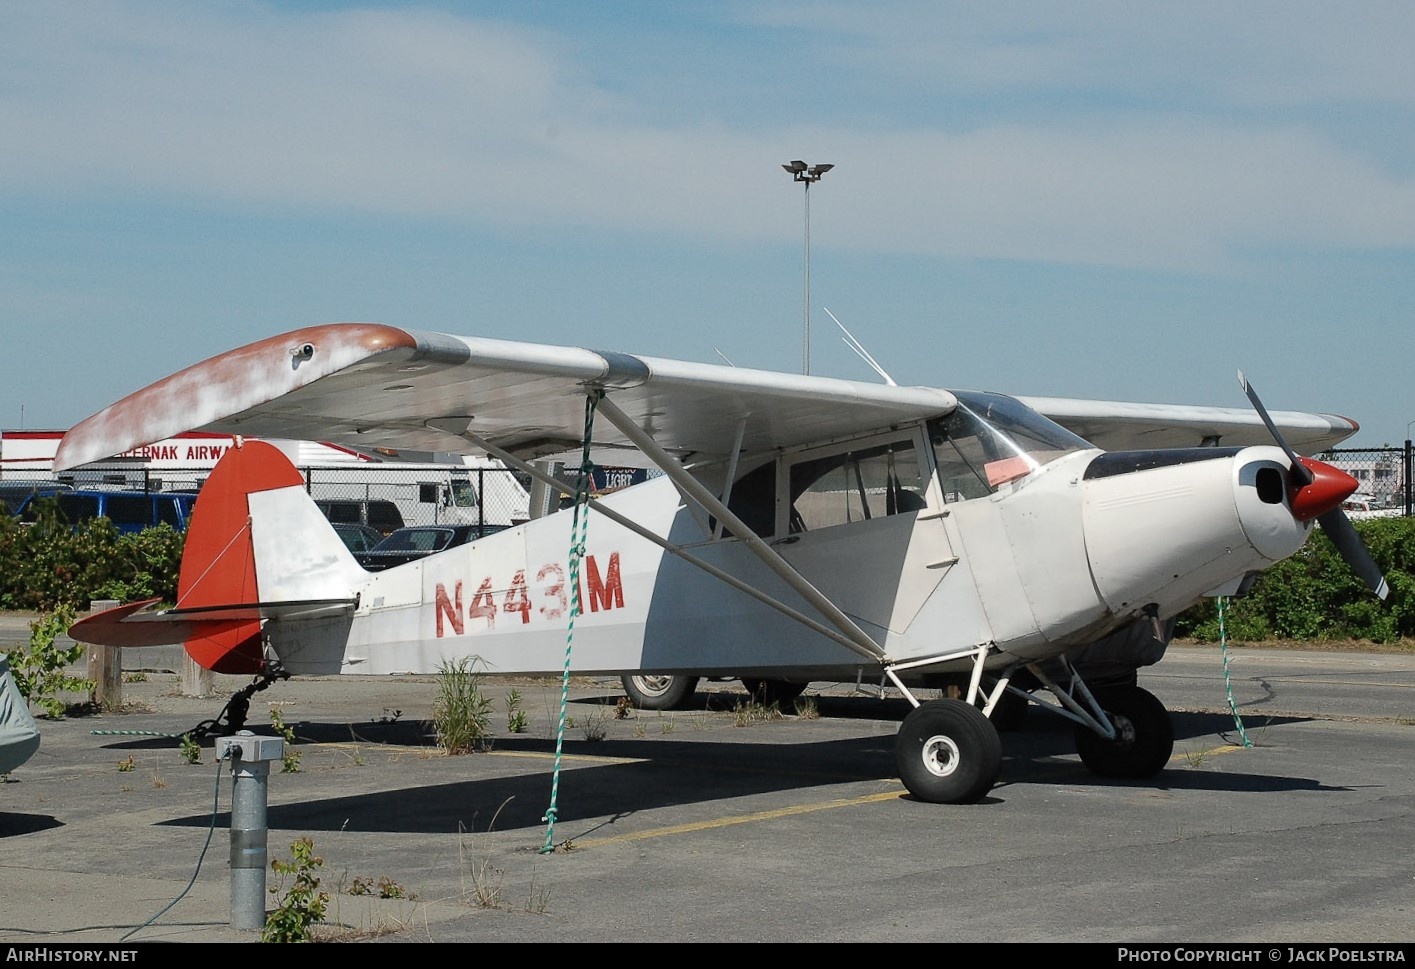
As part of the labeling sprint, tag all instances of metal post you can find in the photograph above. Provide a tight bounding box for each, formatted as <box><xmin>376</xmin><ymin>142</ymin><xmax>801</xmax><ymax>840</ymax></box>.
<box><xmin>1405</xmin><ymin>438</ymin><xmax>1412</xmax><ymax>517</ymax></box>
<box><xmin>217</xmin><ymin>731</ymin><xmax>285</xmax><ymax>931</ymax></box>
<box><xmin>782</xmin><ymin>161</ymin><xmax>833</xmax><ymax>375</ymax></box>
<box><xmin>803</xmin><ymin>178</ymin><xmax>811</xmax><ymax>375</ymax></box>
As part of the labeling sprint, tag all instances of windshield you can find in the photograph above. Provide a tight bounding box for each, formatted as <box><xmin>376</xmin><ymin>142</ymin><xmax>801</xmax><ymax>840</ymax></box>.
<box><xmin>930</xmin><ymin>391</ymin><xmax>1089</xmax><ymax>501</ymax></box>
<box><xmin>448</xmin><ymin>481</ymin><xmax>478</xmax><ymax>508</ymax></box>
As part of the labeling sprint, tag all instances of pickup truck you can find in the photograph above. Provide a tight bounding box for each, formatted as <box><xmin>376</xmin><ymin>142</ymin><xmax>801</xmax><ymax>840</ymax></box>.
<box><xmin>354</xmin><ymin>523</ymin><xmax>509</xmax><ymax>572</ymax></box>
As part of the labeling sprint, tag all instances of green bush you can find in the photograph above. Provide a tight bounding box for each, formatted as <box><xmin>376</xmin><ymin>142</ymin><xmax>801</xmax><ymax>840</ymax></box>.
<box><xmin>1176</xmin><ymin>517</ymin><xmax>1415</xmax><ymax>643</ymax></box>
<box><xmin>0</xmin><ymin>498</ymin><xmax>183</xmax><ymax>611</ymax></box>
<box><xmin>10</xmin><ymin>606</ymin><xmax>93</xmax><ymax>719</ymax></box>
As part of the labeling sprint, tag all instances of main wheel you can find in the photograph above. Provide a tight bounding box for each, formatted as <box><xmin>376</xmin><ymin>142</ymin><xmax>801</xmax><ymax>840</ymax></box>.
<box><xmin>740</xmin><ymin>678</ymin><xmax>809</xmax><ymax>709</ymax></box>
<box><xmin>895</xmin><ymin>699</ymin><xmax>1002</xmax><ymax>804</ymax></box>
<box><xmin>1074</xmin><ymin>685</ymin><xmax>1174</xmax><ymax>779</ymax></box>
<box><xmin>621</xmin><ymin>674</ymin><xmax>700</xmax><ymax>711</ymax></box>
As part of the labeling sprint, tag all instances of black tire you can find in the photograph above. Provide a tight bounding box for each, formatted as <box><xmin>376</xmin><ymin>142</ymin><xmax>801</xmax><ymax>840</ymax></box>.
<box><xmin>895</xmin><ymin>699</ymin><xmax>1002</xmax><ymax>804</ymax></box>
<box><xmin>740</xmin><ymin>678</ymin><xmax>809</xmax><ymax>709</ymax></box>
<box><xmin>1074</xmin><ymin>685</ymin><xmax>1174</xmax><ymax>779</ymax></box>
<box><xmin>621</xmin><ymin>674</ymin><xmax>699</xmax><ymax>711</ymax></box>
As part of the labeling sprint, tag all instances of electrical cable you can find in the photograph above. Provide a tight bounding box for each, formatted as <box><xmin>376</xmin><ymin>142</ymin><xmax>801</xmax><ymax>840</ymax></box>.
<box><xmin>120</xmin><ymin>751</ymin><xmax>228</xmax><ymax>941</ymax></box>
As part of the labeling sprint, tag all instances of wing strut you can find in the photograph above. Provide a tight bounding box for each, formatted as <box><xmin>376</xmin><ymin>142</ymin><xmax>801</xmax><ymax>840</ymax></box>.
<box><xmin>592</xmin><ymin>394</ymin><xmax>887</xmax><ymax>662</ymax></box>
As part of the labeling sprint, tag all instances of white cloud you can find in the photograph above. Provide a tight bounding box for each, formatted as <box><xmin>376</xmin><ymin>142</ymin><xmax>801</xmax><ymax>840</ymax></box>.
<box><xmin>4</xmin><ymin>1</ymin><xmax>1415</xmax><ymax>275</ymax></box>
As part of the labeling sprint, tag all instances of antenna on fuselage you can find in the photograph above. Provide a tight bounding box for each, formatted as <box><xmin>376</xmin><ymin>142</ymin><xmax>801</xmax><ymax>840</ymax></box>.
<box><xmin>714</xmin><ymin>347</ymin><xmax>737</xmax><ymax>367</ymax></box>
<box><xmin>825</xmin><ymin>307</ymin><xmax>896</xmax><ymax>386</ymax></box>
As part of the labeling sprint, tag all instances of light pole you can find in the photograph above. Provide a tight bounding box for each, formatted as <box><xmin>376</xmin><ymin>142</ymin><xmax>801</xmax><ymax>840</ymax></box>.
<box><xmin>782</xmin><ymin>160</ymin><xmax>833</xmax><ymax>374</ymax></box>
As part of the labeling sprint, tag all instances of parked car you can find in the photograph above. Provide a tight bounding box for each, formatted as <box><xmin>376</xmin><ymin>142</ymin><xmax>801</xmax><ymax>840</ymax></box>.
<box><xmin>354</xmin><ymin>523</ymin><xmax>509</xmax><ymax>572</ymax></box>
<box><xmin>16</xmin><ymin>489</ymin><xmax>196</xmax><ymax>533</ymax></box>
<box><xmin>332</xmin><ymin>522</ymin><xmax>383</xmax><ymax>553</ymax></box>
<box><xmin>315</xmin><ymin>498</ymin><xmax>405</xmax><ymax>536</ymax></box>
<box><xmin>0</xmin><ymin>481</ymin><xmax>72</xmax><ymax>516</ymax></box>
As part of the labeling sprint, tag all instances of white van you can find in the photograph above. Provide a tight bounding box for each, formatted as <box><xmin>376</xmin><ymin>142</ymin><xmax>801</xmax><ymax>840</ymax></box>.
<box><xmin>305</xmin><ymin>460</ymin><xmax>530</xmax><ymax>530</ymax></box>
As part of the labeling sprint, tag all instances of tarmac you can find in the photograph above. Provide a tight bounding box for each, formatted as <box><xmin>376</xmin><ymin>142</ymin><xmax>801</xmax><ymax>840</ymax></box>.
<box><xmin>2</xmin><ymin>611</ymin><xmax>1415</xmax><ymax>946</ymax></box>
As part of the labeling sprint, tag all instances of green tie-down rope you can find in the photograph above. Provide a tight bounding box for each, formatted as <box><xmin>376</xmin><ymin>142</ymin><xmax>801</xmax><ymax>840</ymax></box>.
<box><xmin>541</xmin><ymin>392</ymin><xmax>601</xmax><ymax>854</ymax></box>
<box><xmin>1218</xmin><ymin>596</ymin><xmax>1253</xmax><ymax>748</ymax></box>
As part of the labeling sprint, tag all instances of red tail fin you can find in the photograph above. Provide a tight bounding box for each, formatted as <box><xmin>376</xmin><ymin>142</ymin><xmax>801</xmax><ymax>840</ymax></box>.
<box><xmin>178</xmin><ymin>440</ymin><xmax>305</xmax><ymax>673</ymax></box>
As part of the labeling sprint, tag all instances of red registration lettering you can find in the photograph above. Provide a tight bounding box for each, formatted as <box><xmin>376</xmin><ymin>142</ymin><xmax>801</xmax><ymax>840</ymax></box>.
<box><xmin>503</xmin><ymin>569</ymin><xmax>531</xmax><ymax>624</ymax></box>
<box><xmin>468</xmin><ymin>577</ymin><xmax>498</xmax><ymax>627</ymax></box>
<box><xmin>434</xmin><ymin>582</ymin><xmax>463</xmax><ymax>637</ymax></box>
<box><xmin>584</xmin><ymin>553</ymin><xmax>623</xmax><ymax>613</ymax></box>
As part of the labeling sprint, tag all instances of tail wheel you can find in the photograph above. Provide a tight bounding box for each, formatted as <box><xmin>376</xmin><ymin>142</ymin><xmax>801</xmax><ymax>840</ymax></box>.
<box><xmin>895</xmin><ymin>699</ymin><xmax>1002</xmax><ymax>804</ymax></box>
<box><xmin>621</xmin><ymin>674</ymin><xmax>699</xmax><ymax>711</ymax></box>
<box><xmin>740</xmin><ymin>678</ymin><xmax>809</xmax><ymax>709</ymax></box>
<box><xmin>1074</xmin><ymin>685</ymin><xmax>1174</xmax><ymax>779</ymax></box>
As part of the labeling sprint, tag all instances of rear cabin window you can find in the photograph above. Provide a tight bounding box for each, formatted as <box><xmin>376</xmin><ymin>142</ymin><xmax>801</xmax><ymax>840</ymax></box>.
<box><xmin>55</xmin><ymin>494</ymin><xmax>100</xmax><ymax>523</ymax></box>
<box><xmin>156</xmin><ymin>497</ymin><xmax>183</xmax><ymax>527</ymax></box>
<box><xmin>105</xmin><ymin>494</ymin><xmax>153</xmax><ymax>527</ymax></box>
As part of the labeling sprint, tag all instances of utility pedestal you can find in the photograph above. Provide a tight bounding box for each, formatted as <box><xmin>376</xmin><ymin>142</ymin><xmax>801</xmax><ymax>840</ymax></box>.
<box><xmin>215</xmin><ymin>731</ymin><xmax>285</xmax><ymax>931</ymax></box>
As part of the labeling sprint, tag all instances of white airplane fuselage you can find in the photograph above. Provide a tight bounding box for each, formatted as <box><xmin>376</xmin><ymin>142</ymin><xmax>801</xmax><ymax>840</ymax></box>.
<box><xmin>251</xmin><ymin>437</ymin><xmax>1315</xmax><ymax>681</ymax></box>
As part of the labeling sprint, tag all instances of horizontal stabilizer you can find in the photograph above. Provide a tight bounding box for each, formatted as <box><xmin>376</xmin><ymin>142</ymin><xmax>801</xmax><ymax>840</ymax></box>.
<box><xmin>69</xmin><ymin>597</ymin><xmax>357</xmax><ymax>648</ymax></box>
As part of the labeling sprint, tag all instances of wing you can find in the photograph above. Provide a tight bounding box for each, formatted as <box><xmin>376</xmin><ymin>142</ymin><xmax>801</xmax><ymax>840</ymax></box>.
<box><xmin>55</xmin><ymin>323</ymin><xmax>959</xmax><ymax>470</ymax></box>
<box><xmin>1018</xmin><ymin>395</ymin><xmax>1360</xmax><ymax>454</ymax></box>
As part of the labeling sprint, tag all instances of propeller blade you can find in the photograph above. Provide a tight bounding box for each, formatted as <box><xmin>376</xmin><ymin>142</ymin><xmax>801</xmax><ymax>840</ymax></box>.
<box><xmin>1238</xmin><ymin>370</ymin><xmax>1387</xmax><ymax>600</ymax></box>
<box><xmin>1317</xmin><ymin>509</ymin><xmax>1391</xmax><ymax>600</ymax></box>
<box><xmin>1237</xmin><ymin>370</ymin><xmax>1313</xmax><ymax>486</ymax></box>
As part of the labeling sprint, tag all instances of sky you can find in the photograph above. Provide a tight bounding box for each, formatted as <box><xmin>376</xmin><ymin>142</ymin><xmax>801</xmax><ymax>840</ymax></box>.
<box><xmin>3</xmin><ymin>2</ymin><xmax>1414</xmax><ymax>447</ymax></box>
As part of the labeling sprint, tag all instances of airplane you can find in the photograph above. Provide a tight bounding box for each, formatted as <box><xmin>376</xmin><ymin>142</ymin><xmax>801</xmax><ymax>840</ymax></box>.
<box><xmin>56</xmin><ymin>322</ymin><xmax>1388</xmax><ymax>804</ymax></box>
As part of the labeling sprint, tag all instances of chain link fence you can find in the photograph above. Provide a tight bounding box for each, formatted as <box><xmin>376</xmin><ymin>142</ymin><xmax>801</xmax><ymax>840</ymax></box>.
<box><xmin>3</xmin><ymin>464</ymin><xmax>533</xmax><ymax>532</ymax></box>
<box><xmin>1314</xmin><ymin>445</ymin><xmax>1413</xmax><ymax>517</ymax></box>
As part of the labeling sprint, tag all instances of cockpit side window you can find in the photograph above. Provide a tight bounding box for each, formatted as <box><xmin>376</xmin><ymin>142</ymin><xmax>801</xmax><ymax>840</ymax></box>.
<box><xmin>931</xmin><ymin>411</ymin><xmax>997</xmax><ymax>502</ymax></box>
<box><xmin>930</xmin><ymin>391</ymin><xmax>1089</xmax><ymax>503</ymax></box>
<box><xmin>788</xmin><ymin>438</ymin><xmax>925</xmax><ymax>533</ymax></box>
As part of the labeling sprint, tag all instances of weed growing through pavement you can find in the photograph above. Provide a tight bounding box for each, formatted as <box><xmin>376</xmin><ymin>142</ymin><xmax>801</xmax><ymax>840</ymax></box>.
<box><xmin>264</xmin><ymin>837</ymin><xmax>329</xmax><ymax>943</ymax></box>
<box><xmin>580</xmin><ymin>704</ymin><xmax>610</xmax><ymax>741</ymax></box>
<box><xmin>434</xmin><ymin>657</ymin><xmax>495</xmax><ymax>754</ymax></box>
<box><xmin>348</xmin><ymin>875</ymin><xmax>412</xmax><ymax>899</ymax></box>
<box><xmin>179</xmin><ymin>733</ymin><xmax>201</xmax><ymax>765</ymax></box>
<box><xmin>732</xmin><ymin>699</ymin><xmax>785</xmax><ymax>727</ymax></box>
<box><xmin>1181</xmin><ymin>744</ymin><xmax>1211</xmax><ymax>769</ymax></box>
<box><xmin>117</xmin><ymin>755</ymin><xmax>135</xmax><ymax>772</ymax></box>
<box><xmin>506</xmin><ymin>688</ymin><xmax>528</xmax><ymax>733</ymax></box>
<box><xmin>270</xmin><ymin>706</ymin><xmax>301</xmax><ymax>773</ymax></box>
<box><xmin>793</xmin><ymin>696</ymin><xmax>820</xmax><ymax>720</ymax></box>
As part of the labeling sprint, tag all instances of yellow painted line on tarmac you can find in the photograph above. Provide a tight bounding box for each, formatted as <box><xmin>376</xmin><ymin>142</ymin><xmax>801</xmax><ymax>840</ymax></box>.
<box><xmin>572</xmin><ymin>788</ymin><xmax>904</xmax><ymax>849</ymax></box>
<box><xmin>1173</xmin><ymin>742</ymin><xmax>1248</xmax><ymax>763</ymax></box>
